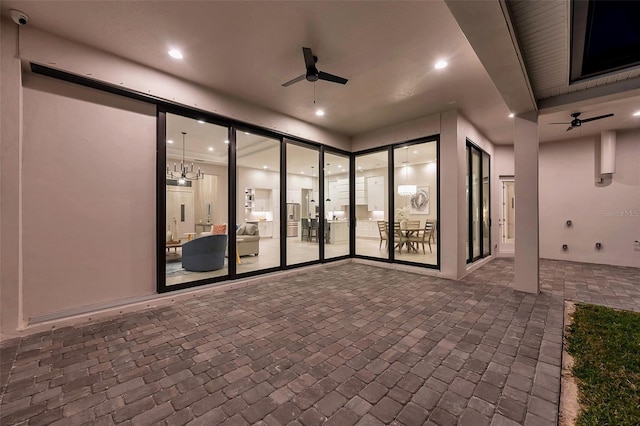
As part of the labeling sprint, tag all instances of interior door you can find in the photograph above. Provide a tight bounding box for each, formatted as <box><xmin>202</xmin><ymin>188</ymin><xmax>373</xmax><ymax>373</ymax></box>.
<box><xmin>167</xmin><ymin>189</ymin><xmax>194</xmax><ymax>240</ymax></box>
<box><xmin>499</xmin><ymin>179</ymin><xmax>515</xmax><ymax>254</ymax></box>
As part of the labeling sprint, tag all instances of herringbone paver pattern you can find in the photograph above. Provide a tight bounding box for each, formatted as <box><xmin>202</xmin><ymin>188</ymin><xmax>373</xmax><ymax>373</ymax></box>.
<box><xmin>0</xmin><ymin>259</ymin><xmax>638</xmax><ymax>425</ymax></box>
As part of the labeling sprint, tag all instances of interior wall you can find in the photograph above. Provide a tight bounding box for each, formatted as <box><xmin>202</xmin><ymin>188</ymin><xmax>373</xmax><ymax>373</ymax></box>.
<box><xmin>539</xmin><ymin>129</ymin><xmax>640</xmax><ymax>267</ymax></box>
<box><xmin>21</xmin><ymin>73</ymin><xmax>157</xmax><ymax>322</ymax></box>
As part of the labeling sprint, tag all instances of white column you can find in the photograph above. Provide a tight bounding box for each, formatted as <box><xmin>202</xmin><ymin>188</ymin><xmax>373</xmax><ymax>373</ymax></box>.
<box><xmin>514</xmin><ymin>112</ymin><xmax>540</xmax><ymax>294</ymax></box>
<box><xmin>1</xmin><ymin>20</ymin><xmax>24</xmax><ymax>336</ymax></box>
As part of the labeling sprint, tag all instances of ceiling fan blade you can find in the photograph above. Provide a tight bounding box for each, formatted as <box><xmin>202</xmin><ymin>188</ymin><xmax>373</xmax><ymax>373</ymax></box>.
<box><xmin>580</xmin><ymin>113</ymin><xmax>614</xmax><ymax>123</ymax></box>
<box><xmin>282</xmin><ymin>74</ymin><xmax>306</xmax><ymax>87</ymax></box>
<box><xmin>302</xmin><ymin>47</ymin><xmax>315</xmax><ymax>69</ymax></box>
<box><xmin>549</xmin><ymin>122</ymin><xmax>571</xmax><ymax>124</ymax></box>
<box><xmin>566</xmin><ymin>126</ymin><xmax>574</xmax><ymax>131</ymax></box>
<box><xmin>318</xmin><ymin>71</ymin><xmax>348</xmax><ymax>85</ymax></box>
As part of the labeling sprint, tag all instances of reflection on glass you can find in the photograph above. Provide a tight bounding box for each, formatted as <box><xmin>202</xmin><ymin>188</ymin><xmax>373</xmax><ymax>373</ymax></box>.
<box><xmin>393</xmin><ymin>142</ymin><xmax>438</xmax><ymax>266</ymax></box>
<box><xmin>286</xmin><ymin>143</ymin><xmax>319</xmax><ymax>265</ymax></box>
<box><xmin>165</xmin><ymin>113</ymin><xmax>229</xmax><ymax>286</ymax></box>
<box><xmin>482</xmin><ymin>153</ymin><xmax>490</xmax><ymax>255</ymax></box>
<box><xmin>236</xmin><ymin>132</ymin><xmax>280</xmax><ymax>273</ymax></box>
<box><xmin>472</xmin><ymin>149</ymin><xmax>481</xmax><ymax>259</ymax></box>
<box><xmin>325</xmin><ymin>152</ymin><xmax>350</xmax><ymax>259</ymax></box>
<box><xmin>355</xmin><ymin>151</ymin><xmax>388</xmax><ymax>258</ymax></box>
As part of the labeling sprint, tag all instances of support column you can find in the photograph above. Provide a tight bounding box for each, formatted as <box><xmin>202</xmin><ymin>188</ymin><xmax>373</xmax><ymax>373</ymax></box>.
<box><xmin>513</xmin><ymin>112</ymin><xmax>539</xmax><ymax>293</ymax></box>
<box><xmin>1</xmin><ymin>19</ymin><xmax>23</xmax><ymax>337</ymax></box>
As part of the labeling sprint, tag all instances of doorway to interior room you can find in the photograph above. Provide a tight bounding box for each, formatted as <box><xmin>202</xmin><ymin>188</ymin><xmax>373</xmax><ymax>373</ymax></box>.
<box><xmin>499</xmin><ymin>178</ymin><xmax>515</xmax><ymax>254</ymax></box>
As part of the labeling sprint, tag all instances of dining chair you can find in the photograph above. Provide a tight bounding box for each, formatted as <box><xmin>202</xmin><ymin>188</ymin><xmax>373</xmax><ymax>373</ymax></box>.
<box><xmin>393</xmin><ymin>222</ymin><xmax>409</xmax><ymax>253</ymax></box>
<box><xmin>377</xmin><ymin>221</ymin><xmax>388</xmax><ymax>249</ymax></box>
<box><xmin>409</xmin><ymin>220</ymin><xmax>420</xmax><ymax>229</ymax></box>
<box><xmin>409</xmin><ymin>220</ymin><xmax>434</xmax><ymax>254</ymax></box>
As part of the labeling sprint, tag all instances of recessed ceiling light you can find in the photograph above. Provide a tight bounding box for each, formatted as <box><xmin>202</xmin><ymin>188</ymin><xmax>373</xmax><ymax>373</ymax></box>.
<box><xmin>633</xmin><ymin>111</ymin><xmax>640</xmax><ymax>116</ymax></box>
<box><xmin>197</xmin><ymin>120</ymin><xmax>205</xmax><ymax>124</ymax></box>
<box><xmin>434</xmin><ymin>60</ymin><xmax>448</xmax><ymax>70</ymax></box>
<box><xmin>244</xmin><ymin>132</ymin><xmax>251</xmax><ymax>135</ymax></box>
<box><xmin>168</xmin><ymin>49</ymin><xmax>183</xmax><ymax>59</ymax></box>
<box><xmin>167</xmin><ymin>140</ymin><xmax>174</xmax><ymax>144</ymax></box>
<box><xmin>316</xmin><ymin>109</ymin><xmax>325</xmax><ymax>116</ymax></box>
<box><xmin>413</xmin><ymin>150</ymin><xmax>418</xmax><ymax>154</ymax></box>
<box><xmin>224</xmin><ymin>140</ymin><xmax>229</xmax><ymax>144</ymax></box>
<box><xmin>509</xmin><ymin>113</ymin><xmax>515</xmax><ymax>118</ymax></box>
<box><xmin>208</xmin><ymin>147</ymin><xmax>214</xmax><ymax>151</ymax></box>
<box><xmin>263</xmin><ymin>165</ymin><xmax>268</xmax><ymax>169</ymax></box>
<box><xmin>301</xmin><ymin>171</ymin><xmax>305</xmax><ymax>175</ymax></box>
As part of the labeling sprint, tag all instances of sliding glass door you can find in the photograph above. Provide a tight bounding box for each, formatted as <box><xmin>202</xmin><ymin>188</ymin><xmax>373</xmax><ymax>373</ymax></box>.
<box><xmin>324</xmin><ymin>151</ymin><xmax>350</xmax><ymax>259</ymax></box>
<box><xmin>164</xmin><ymin>113</ymin><xmax>229</xmax><ymax>287</ymax></box>
<box><xmin>355</xmin><ymin>151</ymin><xmax>388</xmax><ymax>258</ymax></box>
<box><xmin>466</xmin><ymin>140</ymin><xmax>491</xmax><ymax>263</ymax></box>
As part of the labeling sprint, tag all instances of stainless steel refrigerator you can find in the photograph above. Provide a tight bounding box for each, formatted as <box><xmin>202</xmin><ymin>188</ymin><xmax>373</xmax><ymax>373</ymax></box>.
<box><xmin>286</xmin><ymin>203</ymin><xmax>300</xmax><ymax>237</ymax></box>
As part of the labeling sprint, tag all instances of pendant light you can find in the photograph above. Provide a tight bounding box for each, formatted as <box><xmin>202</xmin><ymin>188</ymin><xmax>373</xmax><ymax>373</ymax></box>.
<box><xmin>398</xmin><ymin>147</ymin><xmax>416</xmax><ymax>196</ymax></box>
<box><xmin>166</xmin><ymin>132</ymin><xmax>204</xmax><ymax>184</ymax></box>
<box><xmin>310</xmin><ymin>166</ymin><xmax>316</xmax><ymax>203</ymax></box>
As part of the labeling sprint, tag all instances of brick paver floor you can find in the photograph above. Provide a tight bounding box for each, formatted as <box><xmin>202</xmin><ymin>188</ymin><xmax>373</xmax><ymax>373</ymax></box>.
<box><xmin>1</xmin><ymin>258</ymin><xmax>638</xmax><ymax>425</ymax></box>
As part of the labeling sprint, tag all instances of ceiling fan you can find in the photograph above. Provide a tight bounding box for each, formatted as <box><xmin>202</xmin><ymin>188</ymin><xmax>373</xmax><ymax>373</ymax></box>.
<box><xmin>550</xmin><ymin>112</ymin><xmax>614</xmax><ymax>131</ymax></box>
<box><xmin>282</xmin><ymin>47</ymin><xmax>348</xmax><ymax>87</ymax></box>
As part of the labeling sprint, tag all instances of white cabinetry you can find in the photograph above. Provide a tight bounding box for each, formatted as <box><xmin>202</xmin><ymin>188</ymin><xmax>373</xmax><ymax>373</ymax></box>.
<box><xmin>356</xmin><ymin>220</ymin><xmax>380</xmax><ymax>239</ymax></box>
<box><xmin>355</xmin><ymin>176</ymin><xmax>367</xmax><ymax>205</ymax></box>
<box><xmin>286</xmin><ymin>190</ymin><xmax>301</xmax><ymax>204</ymax></box>
<box><xmin>367</xmin><ymin>176</ymin><xmax>385</xmax><ymax>211</ymax></box>
<box><xmin>338</xmin><ymin>178</ymin><xmax>349</xmax><ymax>206</ymax></box>
<box><xmin>254</xmin><ymin>188</ymin><xmax>271</xmax><ymax>211</ymax></box>
<box><xmin>258</xmin><ymin>221</ymin><xmax>273</xmax><ymax>238</ymax></box>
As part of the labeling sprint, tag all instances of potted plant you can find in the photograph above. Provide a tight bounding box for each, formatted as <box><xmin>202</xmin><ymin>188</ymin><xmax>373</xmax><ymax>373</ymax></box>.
<box><xmin>396</xmin><ymin>206</ymin><xmax>410</xmax><ymax>229</ymax></box>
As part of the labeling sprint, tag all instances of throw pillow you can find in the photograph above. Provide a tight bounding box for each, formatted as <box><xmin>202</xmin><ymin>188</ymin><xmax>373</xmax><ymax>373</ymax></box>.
<box><xmin>212</xmin><ymin>224</ymin><xmax>227</xmax><ymax>235</ymax></box>
<box><xmin>237</xmin><ymin>225</ymin><xmax>247</xmax><ymax>235</ymax></box>
<box><xmin>245</xmin><ymin>223</ymin><xmax>258</xmax><ymax>236</ymax></box>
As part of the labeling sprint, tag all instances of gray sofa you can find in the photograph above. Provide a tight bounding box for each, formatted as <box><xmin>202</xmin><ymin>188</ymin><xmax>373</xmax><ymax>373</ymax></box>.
<box><xmin>182</xmin><ymin>234</ymin><xmax>228</xmax><ymax>272</ymax></box>
<box><xmin>236</xmin><ymin>223</ymin><xmax>260</xmax><ymax>256</ymax></box>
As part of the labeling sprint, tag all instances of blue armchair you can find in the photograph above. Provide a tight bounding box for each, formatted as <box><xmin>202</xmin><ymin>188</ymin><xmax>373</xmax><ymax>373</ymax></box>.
<box><xmin>182</xmin><ymin>234</ymin><xmax>228</xmax><ymax>272</ymax></box>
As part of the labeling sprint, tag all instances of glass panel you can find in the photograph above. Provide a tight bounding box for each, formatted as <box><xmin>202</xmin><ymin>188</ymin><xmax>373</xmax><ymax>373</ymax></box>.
<box><xmin>503</xmin><ymin>180</ymin><xmax>515</xmax><ymax>243</ymax></box>
<box><xmin>286</xmin><ymin>143</ymin><xmax>320</xmax><ymax>265</ymax></box>
<box><xmin>471</xmin><ymin>149</ymin><xmax>481</xmax><ymax>259</ymax></box>
<box><xmin>394</xmin><ymin>142</ymin><xmax>438</xmax><ymax>265</ymax></box>
<box><xmin>165</xmin><ymin>113</ymin><xmax>229</xmax><ymax>286</ymax></box>
<box><xmin>466</xmin><ymin>147</ymin><xmax>470</xmax><ymax>262</ymax></box>
<box><xmin>482</xmin><ymin>153</ymin><xmax>490</xmax><ymax>255</ymax></box>
<box><xmin>236</xmin><ymin>131</ymin><xmax>280</xmax><ymax>273</ymax></box>
<box><xmin>324</xmin><ymin>152</ymin><xmax>350</xmax><ymax>259</ymax></box>
<box><xmin>355</xmin><ymin>151</ymin><xmax>388</xmax><ymax>258</ymax></box>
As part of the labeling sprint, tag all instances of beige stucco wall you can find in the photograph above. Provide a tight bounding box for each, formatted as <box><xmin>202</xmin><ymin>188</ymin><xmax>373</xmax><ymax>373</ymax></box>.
<box><xmin>539</xmin><ymin>130</ymin><xmax>640</xmax><ymax>267</ymax></box>
<box><xmin>21</xmin><ymin>74</ymin><xmax>157</xmax><ymax>322</ymax></box>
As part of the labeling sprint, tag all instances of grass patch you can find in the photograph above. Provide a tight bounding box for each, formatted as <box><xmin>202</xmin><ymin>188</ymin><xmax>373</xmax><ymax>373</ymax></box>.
<box><xmin>566</xmin><ymin>304</ymin><xmax>640</xmax><ymax>425</ymax></box>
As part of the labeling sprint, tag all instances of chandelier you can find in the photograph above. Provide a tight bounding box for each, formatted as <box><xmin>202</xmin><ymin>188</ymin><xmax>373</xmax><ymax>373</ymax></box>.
<box><xmin>398</xmin><ymin>147</ymin><xmax>416</xmax><ymax>196</ymax></box>
<box><xmin>166</xmin><ymin>132</ymin><xmax>204</xmax><ymax>185</ymax></box>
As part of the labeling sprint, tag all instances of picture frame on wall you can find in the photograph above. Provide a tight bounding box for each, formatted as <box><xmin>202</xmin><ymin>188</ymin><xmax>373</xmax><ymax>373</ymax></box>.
<box><xmin>410</xmin><ymin>186</ymin><xmax>430</xmax><ymax>215</ymax></box>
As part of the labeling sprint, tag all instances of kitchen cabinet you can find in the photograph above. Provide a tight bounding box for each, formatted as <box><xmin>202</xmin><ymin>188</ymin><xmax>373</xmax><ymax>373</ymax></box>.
<box><xmin>327</xmin><ymin>220</ymin><xmax>348</xmax><ymax>243</ymax></box>
<box><xmin>338</xmin><ymin>178</ymin><xmax>349</xmax><ymax>206</ymax></box>
<box><xmin>356</xmin><ymin>220</ymin><xmax>380</xmax><ymax>239</ymax></box>
<box><xmin>254</xmin><ymin>188</ymin><xmax>271</xmax><ymax>211</ymax></box>
<box><xmin>355</xmin><ymin>176</ymin><xmax>367</xmax><ymax>205</ymax></box>
<box><xmin>367</xmin><ymin>176</ymin><xmax>385</xmax><ymax>211</ymax></box>
<box><xmin>286</xmin><ymin>190</ymin><xmax>301</xmax><ymax>204</ymax></box>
